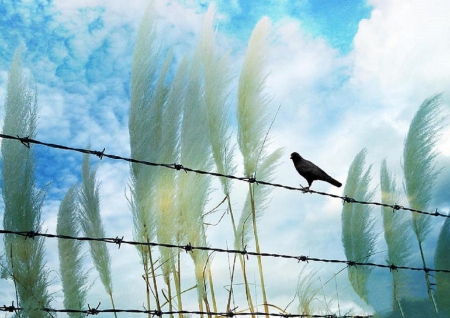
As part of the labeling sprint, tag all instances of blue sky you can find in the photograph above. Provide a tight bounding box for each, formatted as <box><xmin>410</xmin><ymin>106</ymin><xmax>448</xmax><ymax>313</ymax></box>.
<box><xmin>1</xmin><ymin>0</ymin><xmax>450</xmax><ymax>316</ymax></box>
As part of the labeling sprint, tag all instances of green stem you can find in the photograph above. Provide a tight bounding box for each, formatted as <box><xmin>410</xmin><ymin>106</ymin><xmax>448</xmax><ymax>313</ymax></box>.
<box><xmin>249</xmin><ymin>184</ymin><xmax>269</xmax><ymax>316</ymax></box>
<box><xmin>175</xmin><ymin>251</ymin><xmax>183</xmax><ymax>318</ymax></box>
<box><xmin>418</xmin><ymin>240</ymin><xmax>437</xmax><ymax>312</ymax></box>
<box><xmin>148</xmin><ymin>241</ymin><xmax>161</xmax><ymax>312</ymax></box>
<box><xmin>108</xmin><ymin>292</ymin><xmax>118</xmax><ymax>318</ymax></box>
<box><xmin>142</xmin><ymin>250</ymin><xmax>151</xmax><ymax>318</ymax></box>
<box><xmin>208</xmin><ymin>267</ymin><xmax>217</xmax><ymax>312</ymax></box>
<box><xmin>226</xmin><ymin>253</ymin><xmax>237</xmax><ymax>312</ymax></box>
<box><xmin>227</xmin><ymin>194</ymin><xmax>255</xmax><ymax>315</ymax></box>
<box><xmin>166</xmin><ymin>275</ymin><xmax>173</xmax><ymax>318</ymax></box>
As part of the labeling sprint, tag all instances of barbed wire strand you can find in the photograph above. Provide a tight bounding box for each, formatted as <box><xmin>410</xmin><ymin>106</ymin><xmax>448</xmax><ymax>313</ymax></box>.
<box><xmin>1</xmin><ymin>229</ymin><xmax>450</xmax><ymax>275</ymax></box>
<box><xmin>0</xmin><ymin>303</ymin><xmax>373</xmax><ymax>318</ymax></box>
<box><xmin>0</xmin><ymin>133</ymin><xmax>447</xmax><ymax>220</ymax></box>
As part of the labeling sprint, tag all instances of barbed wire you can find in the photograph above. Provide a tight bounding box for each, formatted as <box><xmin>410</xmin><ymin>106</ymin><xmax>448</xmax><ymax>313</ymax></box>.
<box><xmin>0</xmin><ymin>302</ymin><xmax>372</xmax><ymax>318</ymax></box>
<box><xmin>0</xmin><ymin>133</ymin><xmax>447</xmax><ymax>220</ymax></box>
<box><xmin>1</xmin><ymin>229</ymin><xmax>450</xmax><ymax>275</ymax></box>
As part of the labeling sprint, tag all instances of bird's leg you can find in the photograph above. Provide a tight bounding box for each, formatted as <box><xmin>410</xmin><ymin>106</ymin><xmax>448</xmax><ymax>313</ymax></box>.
<box><xmin>299</xmin><ymin>184</ymin><xmax>310</xmax><ymax>193</ymax></box>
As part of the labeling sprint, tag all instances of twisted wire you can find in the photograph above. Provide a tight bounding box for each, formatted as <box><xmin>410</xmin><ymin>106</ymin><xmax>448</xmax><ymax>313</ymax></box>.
<box><xmin>1</xmin><ymin>229</ymin><xmax>450</xmax><ymax>274</ymax></box>
<box><xmin>0</xmin><ymin>133</ymin><xmax>447</xmax><ymax>220</ymax></box>
<box><xmin>0</xmin><ymin>302</ymin><xmax>372</xmax><ymax>317</ymax></box>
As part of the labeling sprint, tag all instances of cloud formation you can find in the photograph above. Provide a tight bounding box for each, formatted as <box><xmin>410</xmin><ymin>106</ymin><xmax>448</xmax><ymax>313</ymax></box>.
<box><xmin>0</xmin><ymin>0</ymin><xmax>449</xmax><ymax>315</ymax></box>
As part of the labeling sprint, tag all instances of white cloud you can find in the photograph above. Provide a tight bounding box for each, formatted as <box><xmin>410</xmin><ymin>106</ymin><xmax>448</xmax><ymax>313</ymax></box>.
<box><xmin>352</xmin><ymin>0</ymin><xmax>450</xmax><ymax>104</ymax></box>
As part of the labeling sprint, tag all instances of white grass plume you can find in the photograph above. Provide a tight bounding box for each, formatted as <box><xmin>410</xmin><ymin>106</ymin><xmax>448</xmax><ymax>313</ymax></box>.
<box><xmin>128</xmin><ymin>0</ymin><xmax>171</xmax><ymax>250</ymax></box>
<box><xmin>200</xmin><ymin>4</ymin><xmax>235</xmax><ymax>195</ymax></box>
<box><xmin>153</xmin><ymin>54</ymin><xmax>188</xmax><ymax>291</ymax></box>
<box><xmin>402</xmin><ymin>94</ymin><xmax>443</xmax><ymax>310</ymax></box>
<box><xmin>234</xmin><ymin>20</ymin><xmax>283</xmax><ymax>313</ymax></box>
<box><xmin>176</xmin><ymin>48</ymin><xmax>213</xmax><ymax>304</ymax></box>
<box><xmin>130</xmin><ymin>0</ymin><xmax>162</xmax><ymax>162</ymax></box>
<box><xmin>78</xmin><ymin>153</ymin><xmax>114</xmax><ymax>304</ymax></box>
<box><xmin>234</xmin><ymin>16</ymin><xmax>283</xmax><ymax>247</ymax></box>
<box><xmin>403</xmin><ymin>94</ymin><xmax>443</xmax><ymax>242</ymax></box>
<box><xmin>57</xmin><ymin>185</ymin><xmax>89</xmax><ymax>316</ymax></box>
<box><xmin>380</xmin><ymin>159</ymin><xmax>412</xmax><ymax>309</ymax></box>
<box><xmin>237</xmin><ymin>17</ymin><xmax>273</xmax><ymax>178</ymax></box>
<box><xmin>1</xmin><ymin>49</ymin><xmax>51</xmax><ymax>316</ymax></box>
<box><xmin>341</xmin><ymin>148</ymin><xmax>376</xmax><ymax>304</ymax></box>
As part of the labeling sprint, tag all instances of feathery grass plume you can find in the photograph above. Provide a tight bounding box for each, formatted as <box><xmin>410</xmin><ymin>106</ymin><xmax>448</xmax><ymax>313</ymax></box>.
<box><xmin>128</xmin><ymin>0</ymin><xmax>169</xmax><ymax>248</ymax></box>
<box><xmin>380</xmin><ymin>159</ymin><xmax>412</xmax><ymax>311</ymax></box>
<box><xmin>403</xmin><ymin>94</ymin><xmax>442</xmax><ymax>241</ymax></box>
<box><xmin>341</xmin><ymin>149</ymin><xmax>376</xmax><ymax>304</ymax></box>
<box><xmin>128</xmin><ymin>2</ymin><xmax>170</xmax><ymax>311</ymax></box>
<box><xmin>235</xmin><ymin>16</ymin><xmax>283</xmax><ymax>315</ymax></box>
<box><xmin>78</xmin><ymin>153</ymin><xmax>116</xmax><ymax>315</ymax></box>
<box><xmin>297</xmin><ymin>267</ymin><xmax>318</xmax><ymax>316</ymax></box>
<box><xmin>198</xmin><ymin>6</ymin><xmax>234</xmax><ymax>311</ymax></box>
<box><xmin>129</xmin><ymin>0</ymin><xmax>163</xmax><ymax>162</ymax></box>
<box><xmin>176</xmin><ymin>47</ymin><xmax>213</xmax><ymax>311</ymax></box>
<box><xmin>237</xmin><ymin>17</ymin><xmax>273</xmax><ymax>178</ymax></box>
<box><xmin>434</xmin><ymin>216</ymin><xmax>450</xmax><ymax>315</ymax></box>
<box><xmin>57</xmin><ymin>186</ymin><xmax>89</xmax><ymax>317</ymax></box>
<box><xmin>1</xmin><ymin>50</ymin><xmax>51</xmax><ymax>317</ymax></box>
<box><xmin>403</xmin><ymin>94</ymin><xmax>443</xmax><ymax>309</ymax></box>
<box><xmin>200</xmin><ymin>4</ymin><xmax>235</xmax><ymax>196</ymax></box>
<box><xmin>153</xmin><ymin>54</ymin><xmax>188</xmax><ymax>313</ymax></box>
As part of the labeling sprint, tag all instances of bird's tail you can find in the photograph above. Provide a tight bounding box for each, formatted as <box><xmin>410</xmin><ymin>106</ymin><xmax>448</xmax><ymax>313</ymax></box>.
<box><xmin>326</xmin><ymin>176</ymin><xmax>342</xmax><ymax>188</ymax></box>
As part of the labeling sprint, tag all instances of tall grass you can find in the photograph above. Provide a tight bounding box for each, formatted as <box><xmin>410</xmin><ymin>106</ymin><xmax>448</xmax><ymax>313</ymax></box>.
<box><xmin>78</xmin><ymin>153</ymin><xmax>116</xmax><ymax>316</ymax></box>
<box><xmin>236</xmin><ymin>16</ymin><xmax>283</xmax><ymax>315</ymax></box>
<box><xmin>153</xmin><ymin>54</ymin><xmax>187</xmax><ymax>316</ymax></box>
<box><xmin>1</xmin><ymin>50</ymin><xmax>51</xmax><ymax>317</ymax></box>
<box><xmin>403</xmin><ymin>94</ymin><xmax>443</xmax><ymax>310</ymax></box>
<box><xmin>177</xmin><ymin>46</ymin><xmax>214</xmax><ymax>312</ymax></box>
<box><xmin>341</xmin><ymin>149</ymin><xmax>376</xmax><ymax>304</ymax></box>
<box><xmin>128</xmin><ymin>0</ymin><xmax>168</xmax><ymax>312</ymax></box>
<box><xmin>57</xmin><ymin>186</ymin><xmax>89</xmax><ymax>317</ymax></box>
<box><xmin>380</xmin><ymin>159</ymin><xmax>412</xmax><ymax>312</ymax></box>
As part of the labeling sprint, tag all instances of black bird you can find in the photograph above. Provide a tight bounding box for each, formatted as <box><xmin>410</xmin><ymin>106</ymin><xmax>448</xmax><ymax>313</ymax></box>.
<box><xmin>290</xmin><ymin>152</ymin><xmax>342</xmax><ymax>190</ymax></box>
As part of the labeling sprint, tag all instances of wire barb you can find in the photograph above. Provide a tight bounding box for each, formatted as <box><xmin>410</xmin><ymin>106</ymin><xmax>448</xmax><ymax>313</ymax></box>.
<box><xmin>224</xmin><ymin>306</ymin><xmax>238</xmax><ymax>317</ymax></box>
<box><xmin>184</xmin><ymin>242</ymin><xmax>193</xmax><ymax>253</ymax></box>
<box><xmin>173</xmin><ymin>163</ymin><xmax>187</xmax><ymax>173</ymax></box>
<box><xmin>18</xmin><ymin>135</ymin><xmax>31</xmax><ymax>148</ymax></box>
<box><xmin>2</xmin><ymin>302</ymin><xmax>18</xmax><ymax>313</ymax></box>
<box><xmin>296</xmin><ymin>255</ymin><xmax>308</xmax><ymax>263</ymax></box>
<box><xmin>87</xmin><ymin>303</ymin><xmax>101</xmax><ymax>316</ymax></box>
<box><xmin>24</xmin><ymin>231</ymin><xmax>37</xmax><ymax>240</ymax></box>
<box><xmin>389</xmin><ymin>264</ymin><xmax>398</xmax><ymax>272</ymax></box>
<box><xmin>94</xmin><ymin>148</ymin><xmax>105</xmax><ymax>159</ymax></box>
<box><xmin>342</xmin><ymin>195</ymin><xmax>356</xmax><ymax>205</ymax></box>
<box><xmin>241</xmin><ymin>245</ymin><xmax>249</xmax><ymax>260</ymax></box>
<box><xmin>245</xmin><ymin>176</ymin><xmax>257</xmax><ymax>184</ymax></box>
<box><xmin>113</xmin><ymin>236</ymin><xmax>124</xmax><ymax>248</ymax></box>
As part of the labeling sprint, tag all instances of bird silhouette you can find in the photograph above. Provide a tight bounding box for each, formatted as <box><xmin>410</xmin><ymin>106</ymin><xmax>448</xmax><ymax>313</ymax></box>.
<box><xmin>290</xmin><ymin>152</ymin><xmax>342</xmax><ymax>190</ymax></box>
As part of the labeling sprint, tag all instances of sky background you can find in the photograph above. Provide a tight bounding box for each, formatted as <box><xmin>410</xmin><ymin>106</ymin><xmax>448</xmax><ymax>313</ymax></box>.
<box><xmin>1</xmin><ymin>0</ymin><xmax>450</xmax><ymax>316</ymax></box>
